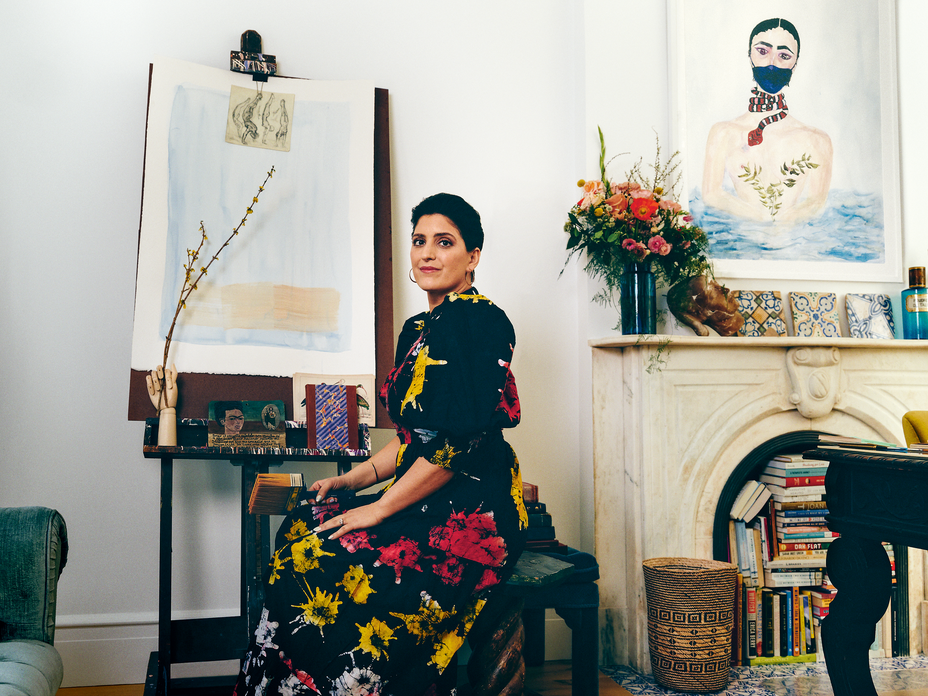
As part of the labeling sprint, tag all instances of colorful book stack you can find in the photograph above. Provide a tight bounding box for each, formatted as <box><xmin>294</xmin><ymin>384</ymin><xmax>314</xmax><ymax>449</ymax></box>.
<box><xmin>522</xmin><ymin>482</ymin><xmax>567</xmax><ymax>554</ymax></box>
<box><xmin>727</xmin><ymin>453</ymin><xmax>833</xmax><ymax>666</ymax></box>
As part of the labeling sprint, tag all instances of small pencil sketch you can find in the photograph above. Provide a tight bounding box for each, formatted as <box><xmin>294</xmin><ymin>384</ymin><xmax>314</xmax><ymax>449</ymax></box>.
<box><xmin>225</xmin><ymin>84</ymin><xmax>293</xmax><ymax>152</ymax></box>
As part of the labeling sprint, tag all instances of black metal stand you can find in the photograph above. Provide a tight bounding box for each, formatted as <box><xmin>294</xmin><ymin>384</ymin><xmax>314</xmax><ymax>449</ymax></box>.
<box><xmin>142</xmin><ymin>419</ymin><xmax>367</xmax><ymax>695</ymax></box>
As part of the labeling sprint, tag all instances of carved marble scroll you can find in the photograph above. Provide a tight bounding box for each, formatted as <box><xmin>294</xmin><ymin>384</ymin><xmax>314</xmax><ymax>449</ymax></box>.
<box><xmin>786</xmin><ymin>347</ymin><xmax>844</xmax><ymax>419</ymax></box>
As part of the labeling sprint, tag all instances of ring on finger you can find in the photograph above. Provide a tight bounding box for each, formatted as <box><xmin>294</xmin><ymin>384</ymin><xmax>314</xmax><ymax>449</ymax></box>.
<box><xmin>339</xmin><ymin>517</ymin><xmax>345</xmax><ymax>525</ymax></box>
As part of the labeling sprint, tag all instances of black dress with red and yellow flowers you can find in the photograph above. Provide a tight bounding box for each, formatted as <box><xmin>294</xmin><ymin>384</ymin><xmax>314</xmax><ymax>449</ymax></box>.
<box><xmin>233</xmin><ymin>288</ymin><xmax>527</xmax><ymax>696</ymax></box>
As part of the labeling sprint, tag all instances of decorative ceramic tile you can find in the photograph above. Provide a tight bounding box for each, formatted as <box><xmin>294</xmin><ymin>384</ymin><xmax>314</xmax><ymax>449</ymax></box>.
<box><xmin>789</xmin><ymin>292</ymin><xmax>841</xmax><ymax>337</ymax></box>
<box><xmin>733</xmin><ymin>291</ymin><xmax>788</xmax><ymax>337</ymax></box>
<box><xmin>846</xmin><ymin>293</ymin><xmax>895</xmax><ymax>339</ymax></box>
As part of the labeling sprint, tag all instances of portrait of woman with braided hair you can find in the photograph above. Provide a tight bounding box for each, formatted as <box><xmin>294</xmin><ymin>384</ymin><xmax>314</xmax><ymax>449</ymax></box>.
<box><xmin>701</xmin><ymin>17</ymin><xmax>834</xmax><ymax>225</ymax></box>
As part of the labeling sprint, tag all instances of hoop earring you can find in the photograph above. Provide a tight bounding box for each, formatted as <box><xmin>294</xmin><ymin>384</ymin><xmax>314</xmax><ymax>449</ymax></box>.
<box><xmin>409</xmin><ymin>268</ymin><xmax>416</xmax><ymax>283</ymax></box>
<box><xmin>470</xmin><ymin>269</ymin><xmax>476</xmax><ymax>284</ymax></box>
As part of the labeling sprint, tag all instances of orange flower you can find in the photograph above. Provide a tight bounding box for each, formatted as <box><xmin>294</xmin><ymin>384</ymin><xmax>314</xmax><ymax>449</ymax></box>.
<box><xmin>631</xmin><ymin>198</ymin><xmax>659</xmax><ymax>221</ymax></box>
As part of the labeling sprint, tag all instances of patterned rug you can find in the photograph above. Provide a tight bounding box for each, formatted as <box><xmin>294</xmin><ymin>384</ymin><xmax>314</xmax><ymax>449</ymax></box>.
<box><xmin>602</xmin><ymin>655</ymin><xmax>928</xmax><ymax>695</ymax></box>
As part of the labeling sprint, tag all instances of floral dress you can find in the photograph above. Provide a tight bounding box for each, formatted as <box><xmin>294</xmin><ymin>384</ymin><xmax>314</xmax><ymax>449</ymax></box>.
<box><xmin>233</xmin><ymin>289</ymin><xmax>527</xmax><ymax>696</ymax></box>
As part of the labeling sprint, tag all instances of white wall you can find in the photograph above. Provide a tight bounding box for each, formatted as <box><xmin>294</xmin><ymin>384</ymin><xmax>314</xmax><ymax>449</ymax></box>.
<box><xmin>2</xmin><ymin>0</ymin><xmax>926</xmax><ymax>686</ymax></box>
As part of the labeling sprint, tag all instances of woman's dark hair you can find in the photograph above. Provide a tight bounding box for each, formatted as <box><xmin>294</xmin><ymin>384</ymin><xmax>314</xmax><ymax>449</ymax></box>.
<box><xmin>411</xmin><ymin>193</ymin><xmax>484</xmax><ymax>251</ymax></box>
<box><xmin>748</xmin><ymin>18</ymin><xmax>800</xmax><ymax>58</ymax></box>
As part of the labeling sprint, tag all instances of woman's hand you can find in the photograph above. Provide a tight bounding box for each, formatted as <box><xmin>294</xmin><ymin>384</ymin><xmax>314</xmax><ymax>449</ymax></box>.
<box><xmin>313</xmin><ymin>502</ymin><xmax>387</xmax><ymax>541</ymax></box>
<box><xmin>309</xmin><ymin>475</ymin><xmax>351</xmax><ymax>501</ymax></box>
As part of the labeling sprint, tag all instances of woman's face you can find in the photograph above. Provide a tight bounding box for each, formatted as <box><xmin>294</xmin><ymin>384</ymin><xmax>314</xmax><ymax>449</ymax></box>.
<box><xmin>410</xmin><ymin>214</ymin><xmax>480</xmax><ymax>309</ymax></box>
<box><xmin>750</xmin><ymin>27</ymin><xmax>798</xmax><ymax>70</ymax></box>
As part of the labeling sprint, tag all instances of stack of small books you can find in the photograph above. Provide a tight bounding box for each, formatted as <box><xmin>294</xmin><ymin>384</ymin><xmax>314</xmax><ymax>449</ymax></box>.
<box><xmin>522</xmin><ymin>482</ymin><xmax>567</xmax><ymax>555</ymax></box>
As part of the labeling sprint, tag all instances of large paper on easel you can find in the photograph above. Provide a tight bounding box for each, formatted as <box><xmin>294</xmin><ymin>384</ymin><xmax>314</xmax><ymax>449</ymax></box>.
<box><xmin>131</xmin><ymin>57</ymin><xmax>375</xmax><ymax>379</ymax></box>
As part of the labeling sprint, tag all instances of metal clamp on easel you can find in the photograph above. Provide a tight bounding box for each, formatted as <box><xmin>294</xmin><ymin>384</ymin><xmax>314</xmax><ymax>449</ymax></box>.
<box><xmin>230</xmin><ymin>30</ymin><xmax>277</xmax><ymax>82</ymax></box>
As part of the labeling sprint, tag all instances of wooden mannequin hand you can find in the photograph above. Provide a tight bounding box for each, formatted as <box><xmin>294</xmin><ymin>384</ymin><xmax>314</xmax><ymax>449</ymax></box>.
<box><xmin>146</xmin><ymin>364</ymin><xmax>178</xmax><ymax>412</ymax></box>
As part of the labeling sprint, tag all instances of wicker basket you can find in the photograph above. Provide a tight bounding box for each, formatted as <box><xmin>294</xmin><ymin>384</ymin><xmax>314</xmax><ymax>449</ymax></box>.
<box><xmin>642</xmin><ymin>557</ymin><xmax>738</xmax><ymax>692</ymax></box>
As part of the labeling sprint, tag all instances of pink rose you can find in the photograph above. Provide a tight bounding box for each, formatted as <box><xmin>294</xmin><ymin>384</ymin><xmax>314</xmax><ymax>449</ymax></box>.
<box><xmin>579</xmin><ymin>180</ymin><xmax>605</xmax><ymax>210</ymax></box>
<box><xmin>630</xmin><ymin>188</ymin><xmax>654</xmax><ymax>199</ymax></box>
<box><xmin>622</xmin><ymin>238</ymin><xmax>638</xmax><ymax>251</ymax></box>
<box><xmin>647</xmin><ymin>235</ymin><xmax>667</xmax><ymax>254</ymax></box>
<box><xmin>659</xmin><ymin>200</ymin><xmax>682</xmax><ymax>212</ymax></box>
<box><xmin>611</xmin><ymin>181</ymin><xmax>631</xmax><ymax>192</ymax></box>
<box><xmin>658</xmin><ymin>242</ymin><xmax>672</xmax><ymax>255</ymax></box>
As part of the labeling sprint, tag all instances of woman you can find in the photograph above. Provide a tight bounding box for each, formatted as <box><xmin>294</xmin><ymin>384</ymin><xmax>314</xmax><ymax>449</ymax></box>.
<box><xmin>702</xmin><ymin>17</ymin><xmax>833</xmax><ymax>224</ymax></box>
<box><xmin>233</xmin><ymin>193</ymin><xmax>527</xmax><ymax>695</ymax></box>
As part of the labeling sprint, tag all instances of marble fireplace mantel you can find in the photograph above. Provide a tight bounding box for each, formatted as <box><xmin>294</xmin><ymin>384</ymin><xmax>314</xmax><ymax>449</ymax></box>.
<box><xmin>590</xmin><ymin>335</ymin><xmax>928</xmax><ymax>671</ymax></box>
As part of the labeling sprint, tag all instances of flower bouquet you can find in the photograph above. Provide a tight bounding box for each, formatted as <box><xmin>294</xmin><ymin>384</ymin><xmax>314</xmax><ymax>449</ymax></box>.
<box><xmin>565</xmin><ymin>130</ymin><xmax>711</xmax><ymax>334</ymax></box>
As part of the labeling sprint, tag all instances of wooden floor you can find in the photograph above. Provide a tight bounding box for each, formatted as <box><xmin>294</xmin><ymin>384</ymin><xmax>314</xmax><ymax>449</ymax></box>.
<box><xmin>55</xmin><ymin>661</ymin><xmax>632</xmax><ymax>696</ymax></box>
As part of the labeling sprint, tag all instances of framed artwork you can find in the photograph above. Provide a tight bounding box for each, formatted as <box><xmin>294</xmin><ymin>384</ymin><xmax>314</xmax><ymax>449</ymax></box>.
<box><xmin>669</xmin><ymin>0</ymin><xmax>901</xmax><ymax>281</ymax></box>
<box><xmin>131</xmin><ymin>57</ymin><xmax>376</xmax><ymax>382</ymax></box>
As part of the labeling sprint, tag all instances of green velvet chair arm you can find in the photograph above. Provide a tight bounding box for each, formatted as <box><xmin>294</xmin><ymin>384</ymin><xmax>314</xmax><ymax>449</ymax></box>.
<box><xmin>903</xmin><ymin>411</ymin><xmax>928</xmax><ymax>447</ymax></box>
<box><xmin>0</xmin><ymin>507</ymin><xmax>68</xmax><ymax>645</ymax></box>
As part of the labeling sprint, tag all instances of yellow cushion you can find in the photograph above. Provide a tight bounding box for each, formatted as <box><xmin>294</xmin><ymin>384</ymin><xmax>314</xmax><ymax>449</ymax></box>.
<box><xmin>902</xmin><ymin>411</ymin><xmax>928</xmax><ymax>446</ymax></box>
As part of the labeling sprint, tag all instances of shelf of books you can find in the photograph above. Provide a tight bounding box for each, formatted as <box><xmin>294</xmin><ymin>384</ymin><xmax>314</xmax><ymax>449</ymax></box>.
<box><xmin>727</xmin><ymin>452</ymin><xmax>898</xmax><ymax>666</ymax></box>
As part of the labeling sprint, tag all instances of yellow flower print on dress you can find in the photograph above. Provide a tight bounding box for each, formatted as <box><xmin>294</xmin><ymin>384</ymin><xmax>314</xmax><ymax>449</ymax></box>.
<box><xmin>291</xmin><ymin>534</ymin><xmax>335</xmax><ymax>574</ymax></box>
<box><xmin>285</xmin><ymin>518</ymin><xmax>311</xmax><ymax>541</ymax></box>
<box><xmin>268</xmin><ymin>552</ymin><xmax>289</xmax><ymax>585</ymax></box>
<box><xmin>447</xmin><ymin>292</ymin><xmax>491</xmax><ymax>305</ymax></box>
<box><xmin>337</xmin><ymin>565</ymin><xmax>376</xmax><ymax>604</ymax></box>
<box><xmin>431</xmin><ymin>441</ymin><xmax>459</xmax><ymax>469</ymax></box>
<box><xmin>390</xmin><ymin>592</ymin><xmax>452</xmax><ymax>645</ymax></box>
<box><xmin>354</xmin><ymin>617</ymin><xmax>396</xmax><ymax>660</ymax></box>
<box><xmin>509</xmin><ymin>454</ymin><xmax>528</xmax><ymax>530</ymax></box>
<box><xmin>429</xmin><ymin>596</ymin><xmax>485</xmax><ymax>671</ymax></box>
<box><xmin>400</xmin><ymin>345</ymin><xmax>447</xmax><ymax>414</ymax></box>
<box><xmin>291</xmin><ymin>587</ymin><xmax>341</xmax><ymax>636</ymax></box>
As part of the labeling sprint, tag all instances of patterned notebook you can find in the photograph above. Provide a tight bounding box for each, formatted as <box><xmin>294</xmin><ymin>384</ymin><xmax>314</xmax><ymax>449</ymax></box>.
<box><xmin>789</xmin><ymin>292</ymin><xmax>842</xmax><ymax>337</ymax></box>
<box><xmin>846</xmin><ymin>293</ymin><xmax>895</xmax><ymax>339</ymax></box>
<box><xmin>732</xmin><ymin>290</ymin><xmax>788</xmax><ymax>337</ymax></box>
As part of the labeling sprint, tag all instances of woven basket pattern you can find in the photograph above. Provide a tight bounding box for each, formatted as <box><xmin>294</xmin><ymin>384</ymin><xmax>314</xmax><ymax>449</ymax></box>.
<box><xmin>642</xmin><ymin>557</ymin><xmax>737</xmax><ymax>692</ymax></box>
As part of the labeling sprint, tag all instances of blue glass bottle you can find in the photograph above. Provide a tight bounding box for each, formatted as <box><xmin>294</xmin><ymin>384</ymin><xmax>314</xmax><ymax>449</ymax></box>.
<box><xmin>902</xmin><ymin>267</ymin><xmax>928</xmax><ymax>339</ymax></box>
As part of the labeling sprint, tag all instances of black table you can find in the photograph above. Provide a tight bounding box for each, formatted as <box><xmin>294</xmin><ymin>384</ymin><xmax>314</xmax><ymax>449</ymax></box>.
<box><xmin>808</xmin><ymin>446</ymin><xmax>925</xmax><ymax>696</ymax></box>
<box><xmin>141</xmin><ymin>418</ymin><xmax>369</xmax><ymax>695</ymax></box>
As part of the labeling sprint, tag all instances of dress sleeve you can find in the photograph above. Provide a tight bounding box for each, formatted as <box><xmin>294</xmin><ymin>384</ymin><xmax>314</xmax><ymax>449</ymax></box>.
<box><xmin>384</xmin><ymin>295</ymin><xmax>519</xmax><ymax>474</ymax></box>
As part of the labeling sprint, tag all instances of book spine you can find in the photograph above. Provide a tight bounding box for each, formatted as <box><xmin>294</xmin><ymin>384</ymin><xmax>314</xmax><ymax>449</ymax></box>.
<box><xmin>762</xmin><ymin>589</ymin><xmax>774</xmax><ymax>657</ymax></box>
<box><xmin>772</xmin><ymin>592</ymin><xmax>781</xmax><ymax>657</ymax></box>
<box><xmin>773</xmin><ymin>500</ymin><xmax>829</xmax><ymax>510</ymax></box>
<box><xmin>779</xmin><ymin>541</ymin><xmax>831</xmax><ymax>551</ymax></box>
<box><xmin>792</xmin><ymin>588</ymin><xmax>801</xmax><ymax>656</ymax></box>
<box><xmin>733</xmin><ymin>573</ymin><xmax>743</xmax><ymax>666</ymax></box>
<box><xmin>750</xmin><ymin>525</ymin><xmax>762</xmax><ymax>586</ymax></box>
<box><xmin>746</xmin><ymin>587</ymin><xmax>758</xmax><ymax>659</ymax></box>
<box><xmin>784</xmin><ymin>589</ymin><xmax>793</xmax><ymax>657</ymax></box>
<box><xmin>760</xmin><ymin>475</ymin><xmax>826</xmax><ymax>487</ymax></box>
<box><xmin>764</xmin><ymin>467</ymin><xmax>829</xmax><ymax>477</ymax></box>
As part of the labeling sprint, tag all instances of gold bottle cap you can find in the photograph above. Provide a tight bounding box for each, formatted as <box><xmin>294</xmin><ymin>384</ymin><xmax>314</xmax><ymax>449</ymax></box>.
<box><xmin>911</xmin><ymin>267</ymin><xmax>926</xmax><ymax>288</ymax></box>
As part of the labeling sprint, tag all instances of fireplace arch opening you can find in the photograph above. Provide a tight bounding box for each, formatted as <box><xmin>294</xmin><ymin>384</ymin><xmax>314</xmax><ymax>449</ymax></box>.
<box><xmin>711</xmin><ymin>430</ymin><xmax>828</xmax><ymax>562</ymax></box>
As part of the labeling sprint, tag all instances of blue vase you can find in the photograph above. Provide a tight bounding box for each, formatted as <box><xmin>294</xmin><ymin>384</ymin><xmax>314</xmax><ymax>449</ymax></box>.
<box><xmin>619</xmin><ymin>262</ymin><xmax>656</xmax><ymax>334</ymax></box>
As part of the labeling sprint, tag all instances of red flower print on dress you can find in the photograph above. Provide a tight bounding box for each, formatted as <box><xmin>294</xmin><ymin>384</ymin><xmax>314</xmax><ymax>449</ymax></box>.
<box><xmin>281</xmin><ymin>655</ymin><xmax>320</xmax><ymax>694</ymax></box>
<box><xmin>429</xmin><ymin>510</ymin><xmax>507</xmax><ymax>567</ymax></box>
<box><xmin>374</xmin><ymin>536</ymin><xmax>424</xmax><ymax>583</ymax></box>
<box><xmin>432</xmin><ymin>555</ymin><xmax>465</xmax><ymax>585</ymax></box>
<box><xmin>495</xmin><ymin>362</ymin><xmax>521</xmax><ymax>424</ymax></box>
<box><xmin>475</xmin><ymin>567</ymin><xmax>502</xmax><ymax>592</ymax></box>
<box><xmin>339</xmin><ymin>530</ymin><xmax>375</xmax><ymax>553</ymax></box>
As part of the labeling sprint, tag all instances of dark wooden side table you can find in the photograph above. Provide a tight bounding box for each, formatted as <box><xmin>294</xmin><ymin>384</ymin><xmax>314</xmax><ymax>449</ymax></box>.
<box><xmin>807</xmin><ymin>446</ymin><xmax>925</xmax><ymax>696</ymax></box>
<box><xmin>142</xmin><ymin>418</ymin><xmax>369</xmax><ymax>696</ymax></box>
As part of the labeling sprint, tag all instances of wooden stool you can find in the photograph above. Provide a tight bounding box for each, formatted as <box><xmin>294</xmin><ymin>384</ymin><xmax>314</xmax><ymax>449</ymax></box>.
<box><xmin>463</xmin><ymin>552</ymin><xmax>575</xmax><ymax>696</ymax></box>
